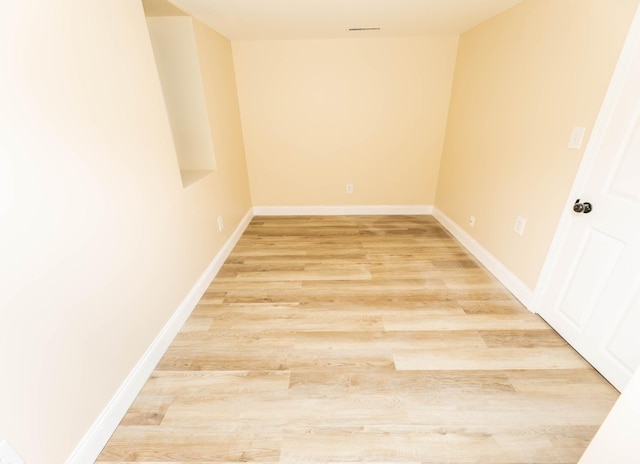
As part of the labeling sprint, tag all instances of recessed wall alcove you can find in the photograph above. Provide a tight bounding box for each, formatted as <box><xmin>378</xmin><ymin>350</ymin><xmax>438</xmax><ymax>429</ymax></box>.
<box><xmin>145</xmin><ymin>11</ymin><xmax>217</xmax><ymax>187</ymax></box>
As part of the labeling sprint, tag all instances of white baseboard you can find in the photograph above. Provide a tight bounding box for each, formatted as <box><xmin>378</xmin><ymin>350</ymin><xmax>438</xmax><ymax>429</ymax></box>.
<box><xmin>253</xmin><ymin>205</ymin><xmax>433</xmax><ymax>216</ymax></box>
<box><xmin>432</xmin><ymin>207</ymin><xmax>534</xmax><ymax>310</ymax></box>
<box><xmin>66</xmin><ymin>208</ymin><xmax>254</xmax><ymax>464</ymax></box>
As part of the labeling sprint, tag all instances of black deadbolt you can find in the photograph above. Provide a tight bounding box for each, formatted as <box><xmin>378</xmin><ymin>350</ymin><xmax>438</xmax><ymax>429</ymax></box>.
<box><xmin>573</xmin><ymin>199</ymin><xmax>593</xmax><ymax>214</ymax></box>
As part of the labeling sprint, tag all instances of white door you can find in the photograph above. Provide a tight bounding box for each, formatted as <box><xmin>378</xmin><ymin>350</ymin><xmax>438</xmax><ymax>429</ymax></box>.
<box><xmin>535</xmin><ymin>8</ymin><xmax>640</xmax><ymax>392</ymax></box>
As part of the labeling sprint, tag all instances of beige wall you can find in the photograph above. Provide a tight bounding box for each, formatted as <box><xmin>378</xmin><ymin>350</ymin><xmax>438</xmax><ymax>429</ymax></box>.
<box><xmin>232</xmin><ymin>37</ymin><xmax>459</xmax><ymax>206</ymax></box>
<box><xmin>193</xmin><ymin>18</ymin><xmax>252</xmax><ymax>209</ymax></box>
<box><xmin>0</xmin><ymin>1</ymin><xmax>250</xmax><ymax>462</ymax></box>
<box><xmin>435</xmin><ymin>0</ymin><xmax>639</xmax><ymax>290</ymax></box>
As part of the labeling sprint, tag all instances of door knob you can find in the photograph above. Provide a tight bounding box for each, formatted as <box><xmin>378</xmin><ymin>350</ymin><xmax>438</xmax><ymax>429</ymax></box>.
<box><xmin>573</xmin><ymin>199</ymin><xmax>593</xmax><ymax>214</ymax></box>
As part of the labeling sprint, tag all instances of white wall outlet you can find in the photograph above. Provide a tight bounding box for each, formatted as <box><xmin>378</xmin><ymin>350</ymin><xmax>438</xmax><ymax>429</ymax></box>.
<box><xmin>469</xmin><ymin>215</ymin><xmax>476</xmax><ymax>227</ymax></box>
<box><xmin>514</xmin><ymin>216</ymin><xmax>526</xmax><ymax>236</ymax></box>
<box><xmin>217</xmin><ymin>215</ymin><xmax>224</xmax><ymax>232</ymax></box>
<box><xmin>0</xmin><ymin>441</ymin><xmax>24</xmax><ymax>464</ymax></box>
<box><xmin>568</xmin><ymin>126</ymin><xmax>587</xmax><ymax>150</ymax></box>
<box><xmin>346</xmin><ymin>183</ymin><xmax>354</xmax><ymax>194</ymax></box>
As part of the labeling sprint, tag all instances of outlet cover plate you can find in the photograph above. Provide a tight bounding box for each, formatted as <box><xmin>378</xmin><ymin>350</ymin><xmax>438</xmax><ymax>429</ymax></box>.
<box><xmin>514</xmin><ymin>216</ymin><xmax>526</xmax><ymax>236</ymax></box>
<box><xmin>568</xmin><ymin>126</ymin><xmax>587</xmax><ymax>149</ymax></box>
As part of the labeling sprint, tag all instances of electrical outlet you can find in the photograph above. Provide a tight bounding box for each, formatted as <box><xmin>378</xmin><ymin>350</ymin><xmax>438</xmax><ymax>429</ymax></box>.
<box><xmin>346</xmin><ymin>183</ymin><xmax>354</xmax><ymax>194</ymax></box>
<box><xmin>0</xmin><ymin>441</ymin><xmax>24</xmax><ymax>464</ymax></box>
<box><xmin>514</xmin><ymin>216</ymin><xmax>526</xmax><ymax>236</ymax></box>
<box><xmin>217</xmin><ymin>215</ymin><xmax>224</xmax><ymax>232</ymax></box>
<box><xmin>469</xmin><ymin>215</ymin><xmax>476</xmax><ymax>227</ymax></box>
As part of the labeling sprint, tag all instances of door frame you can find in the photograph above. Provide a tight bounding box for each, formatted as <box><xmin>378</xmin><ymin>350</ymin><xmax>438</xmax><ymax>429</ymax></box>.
<box><xmin>532</xmin><ymin>4</ymin><xmax>640</xmax><ymax>314</ymax></box>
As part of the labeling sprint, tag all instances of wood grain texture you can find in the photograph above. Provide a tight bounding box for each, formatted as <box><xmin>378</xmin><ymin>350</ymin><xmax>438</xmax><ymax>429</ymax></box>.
<box><xmin>96</xmin><ymin>215</ymin><xmax>617</xmax><ymax>463</ymax></box>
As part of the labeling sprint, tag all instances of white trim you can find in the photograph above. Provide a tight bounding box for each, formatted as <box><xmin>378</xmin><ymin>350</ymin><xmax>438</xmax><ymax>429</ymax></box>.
<box><xmin>432</xmin><ymin>207</ymin><xmax>534</xmax><ymax>310</ymax></box>
<box><xmin>532</xmin><ymin>4</ymin><xmax>640</xmax><ymax>314</ymax></box>
<box><xmin>253</xmin><ymin>205</ymin><xmax>433</xmax><ymax>216</ymax></box>
<box><xmin>65</xmin><ymin>208</ymin><xmax>254</xmax><ymax>464</ymax></box>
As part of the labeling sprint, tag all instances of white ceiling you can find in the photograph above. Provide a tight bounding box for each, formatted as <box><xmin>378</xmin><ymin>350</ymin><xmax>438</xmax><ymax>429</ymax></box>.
<box><xmin>168</xmin><ymin>0</ymin><xmax>524</xmax><ymax>40</ymax></box>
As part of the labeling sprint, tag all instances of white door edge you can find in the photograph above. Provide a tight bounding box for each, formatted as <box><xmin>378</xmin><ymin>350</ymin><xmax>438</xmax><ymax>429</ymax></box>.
<box><xmin>532</xmin><ymin>3</ymin><xmax>640</xmax><ymax>313</ymax></box>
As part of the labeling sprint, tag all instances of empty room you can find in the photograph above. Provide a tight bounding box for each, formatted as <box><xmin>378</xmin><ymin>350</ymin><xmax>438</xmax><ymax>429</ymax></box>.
<box><xmin>2</xmin><ymin>0</ymin><xmax>640</xmax><ymax>463</ymax></box>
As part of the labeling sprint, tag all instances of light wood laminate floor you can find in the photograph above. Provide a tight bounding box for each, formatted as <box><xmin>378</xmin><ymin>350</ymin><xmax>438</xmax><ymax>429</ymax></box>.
<box><xmin>97</xmin><ymin>215</ymin><xmax>618</xmax><ymax>463</ymax></box>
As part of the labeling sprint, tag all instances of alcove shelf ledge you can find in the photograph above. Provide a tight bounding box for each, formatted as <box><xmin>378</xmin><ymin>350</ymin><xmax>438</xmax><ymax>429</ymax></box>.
<box><xmin>180</xmin><ymin>169</ymin><xmax>214</xmax><ymax>188</ymax></box>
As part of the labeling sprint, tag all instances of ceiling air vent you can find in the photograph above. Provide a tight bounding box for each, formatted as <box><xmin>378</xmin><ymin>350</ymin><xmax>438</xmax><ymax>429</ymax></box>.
<box><xmin>347</xmin><ymin>27</ymin><xmax>381</xmax><ymax>32</ymax></box>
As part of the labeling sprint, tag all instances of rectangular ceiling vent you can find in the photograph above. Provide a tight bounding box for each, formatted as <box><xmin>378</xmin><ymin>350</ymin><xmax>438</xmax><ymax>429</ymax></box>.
<box><xmin>347</xmin><ymin>27</ymin><xmax>381</xmax><ymax>32</ymax></box>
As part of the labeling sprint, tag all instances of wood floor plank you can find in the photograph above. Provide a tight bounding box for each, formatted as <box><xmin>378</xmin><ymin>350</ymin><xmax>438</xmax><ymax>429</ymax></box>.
<box><xmin>98</xmin><ymin>427</ymin><xmax>281</xmax><ymax>462</ymax></box>
<box><xmin>279</xmin><ymin>426</ymin><xmax>560</xmax><ymax>464</ymax></box>
<box><xmin>383</xmin><ymin>312</ymin><xmax>550</xmax><ymax>331</ymax></box>
<box><xmin>393</xmin><ymin>345</ymin><xmax>589</xmax><ymax>371</ymax></box>
<box><xmin>96</xmin><ymin>215</ymin><xmax>618</xmax><ymax>463</ymax></box>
